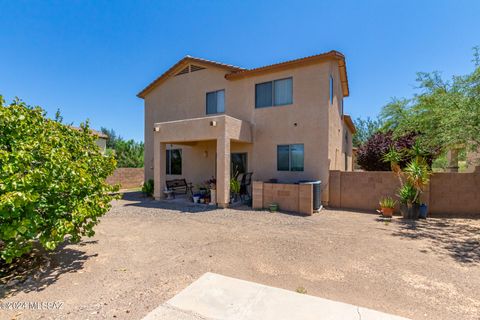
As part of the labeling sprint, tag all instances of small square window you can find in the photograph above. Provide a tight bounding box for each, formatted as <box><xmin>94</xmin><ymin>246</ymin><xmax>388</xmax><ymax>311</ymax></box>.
<box><xmin>277</xmin><ymin>144</ymin><xmax>304</xmax><ymax>171</ymax></box>
<box><xmin>206</xmin><ymin>90</ymin><xmax>225</xmax><ymax>114</ymax></box>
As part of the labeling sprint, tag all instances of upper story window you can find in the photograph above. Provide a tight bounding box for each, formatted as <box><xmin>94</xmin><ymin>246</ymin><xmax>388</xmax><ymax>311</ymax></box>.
<box><xmin>277</xmin><ymin>144</ymin><xmax>304</xmax><ymax>171</ymax></box>
<box><xmin>255</xmin><ymin>77</ymin><xmax>293</xmax><ymax>108</ymax></box>
<box><xmin>329</xmin><ymin>75</ymin><xmax>334</xmax><ymax>105</ymax></box>
<box><xmin>206</xmin><ymin>90</ymin><xmax>225</xmax><ymax>114</ymax></box>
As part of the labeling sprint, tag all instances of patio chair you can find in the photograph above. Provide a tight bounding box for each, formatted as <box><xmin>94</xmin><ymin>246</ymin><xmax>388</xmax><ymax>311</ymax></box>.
<box><xmin>239</xmin><ymin>172</ymin><xmax>253</xmax><ymax>202</ymax></box>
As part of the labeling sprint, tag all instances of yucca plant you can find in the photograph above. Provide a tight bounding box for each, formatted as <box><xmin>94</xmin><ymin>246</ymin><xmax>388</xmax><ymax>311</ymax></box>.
<box><xmin>398</xmin><ymin>183</ymin><xmax>417</xmax><ymax>204</ymax></box>
<box><xmin>404</xmin><ymin>158</ymin><xmax>431</xmax><ymax>204</ymax></box>
<box><xmin>379</xmin><ymin>196</ymin><xmax>397</xmax><ymax>208</ymax></box>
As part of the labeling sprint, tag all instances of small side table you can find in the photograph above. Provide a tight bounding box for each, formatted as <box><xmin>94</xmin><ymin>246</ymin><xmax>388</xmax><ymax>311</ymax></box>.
<box><xmin>163</xmin><ymin>190</ymin><xmax>174</xmax><ymax>200</ymax></box>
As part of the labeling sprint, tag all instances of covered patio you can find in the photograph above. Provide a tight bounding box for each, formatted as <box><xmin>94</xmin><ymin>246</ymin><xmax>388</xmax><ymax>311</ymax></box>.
<box><xmin>152</xmin><ymin>115</ymin><xmax>253</xmax><ymax>207</ymax></box>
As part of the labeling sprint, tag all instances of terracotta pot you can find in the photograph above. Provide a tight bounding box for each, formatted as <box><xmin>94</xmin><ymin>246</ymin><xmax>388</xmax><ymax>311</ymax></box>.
<box><xmin>381</xmin><ymin>207</ymin><xmax>394</xmax><ymax>217</ymax></box>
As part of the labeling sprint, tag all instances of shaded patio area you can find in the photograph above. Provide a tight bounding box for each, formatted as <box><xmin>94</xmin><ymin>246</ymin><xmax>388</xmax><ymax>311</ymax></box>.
<box><xmin>153</xmin><ymin>114</ymin><xmax>253</xmax><ymax>208</ymax></box>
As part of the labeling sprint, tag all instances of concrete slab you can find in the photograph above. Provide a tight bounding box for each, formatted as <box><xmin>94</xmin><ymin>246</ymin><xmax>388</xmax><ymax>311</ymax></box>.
<box><xmin>144</xmin><ymin>273</ymin><xmax>410</xmax><ymax>320</ymax></box>
<box><xmin>142</xmin><ymin>304</ymin><xmax>210</xmax><ymax>320</ymax></box>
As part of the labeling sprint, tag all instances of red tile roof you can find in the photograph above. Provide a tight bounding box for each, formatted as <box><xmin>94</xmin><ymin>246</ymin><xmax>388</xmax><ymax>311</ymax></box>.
<box><xmin>137</xmin><ymin>50</ymin><xmax>349</xmax><ymax>98</ymax></box>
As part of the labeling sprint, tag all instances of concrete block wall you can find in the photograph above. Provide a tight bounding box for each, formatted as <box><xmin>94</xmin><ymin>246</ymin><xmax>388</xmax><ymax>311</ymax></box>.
<box><xmin>253</xmin><ymin>181</ymin><xmax>313</xmax><ymax>215</ymax></box>
<box><xmin>329</xmin><ymin>170</ymin><xmax>480</xmax><ymax>217</ymax></box>
<box><xmin>106</xmin><ymin>168</ymin><xmax>144</xmax><ymax>189</ymax></box>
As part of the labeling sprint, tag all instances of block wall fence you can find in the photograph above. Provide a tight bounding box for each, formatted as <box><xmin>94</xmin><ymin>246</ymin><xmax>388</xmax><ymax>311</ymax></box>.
<box><xmin>328</xmin><ymin>170</ymin><xmax>480</xmax><ymax>217</ymax></box>
<box><xmin>106</xmin><ymin>168</ymin><xmax>144</xmax><ymax>189</ymax></box>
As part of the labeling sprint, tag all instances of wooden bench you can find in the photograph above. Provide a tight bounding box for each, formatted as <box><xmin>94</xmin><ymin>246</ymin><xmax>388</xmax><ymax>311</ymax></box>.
<box><xmin>166</xmin><ymin>179</ymin><xmax>193</xmax><ymax>197</ymax></box>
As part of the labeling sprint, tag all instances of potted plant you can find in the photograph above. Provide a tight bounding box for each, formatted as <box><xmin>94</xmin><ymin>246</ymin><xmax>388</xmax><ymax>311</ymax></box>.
<box><xmin>379</xmin><ymin>196</ymin><xmax>396</xmax><ymax>217</ymax></box>
<box><xmin>383</xmin><ymin>144</ymin><xmax>432</xmax><ymax>220</ymax></box>
<box><xmin>398</xmin><ymin>183</ymin><xmax>416</xmax><ymax>219</ymax></box>
<box><xmin>404</xmin><ymin>158</ymin><xmax>430</xmax><ymax>219</ymax></box>
<box><xmin>269</xmin><ymin>203</ymin><xmax>278</xmax><ymax>212</ymax></box>
<box><xmin>192</xmin><ymin>194</ymin><xmax>201</xmax><ymax>203</ymax></box>
<box><xmin>230</xmin><ymin>178</ymin><xmax>240</xmax><ymax>203</ymax></box>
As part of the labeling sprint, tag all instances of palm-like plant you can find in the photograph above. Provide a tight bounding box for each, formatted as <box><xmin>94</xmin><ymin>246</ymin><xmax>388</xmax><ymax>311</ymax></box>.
<box><xmin>409</xmin><ymin>140</ymin><xmax>428</xmax><ymax>164</ymax></box>
<box><xmin>404</xmin><ymin>158</ymin><xmax>430</xmax><ymax>203</ymax></box>
<box><xmin>398</xmin><ymin>182</ymin><xmax>417</xmax><ymax>204</ymax></box>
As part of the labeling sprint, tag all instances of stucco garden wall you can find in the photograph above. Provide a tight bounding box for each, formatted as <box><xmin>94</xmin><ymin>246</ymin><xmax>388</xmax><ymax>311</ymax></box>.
<box><xmin>329</xmin><ymin>170</ymin><xmax>480</xmax><ymax>217</ymax></box>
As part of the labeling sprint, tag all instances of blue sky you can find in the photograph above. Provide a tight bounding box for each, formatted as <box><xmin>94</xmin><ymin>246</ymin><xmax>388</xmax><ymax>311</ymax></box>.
<box><xmin>1</xmin><ymin>0</ymin><xmax>479</xmax><ymax>142</ymax></box>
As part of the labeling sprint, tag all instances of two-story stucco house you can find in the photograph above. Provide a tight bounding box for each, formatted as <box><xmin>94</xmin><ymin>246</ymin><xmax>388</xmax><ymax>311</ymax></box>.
<box><xmin>138</xmin><ymin>50</ymin><xmax>355</xmax><ymax>208</ymax></box>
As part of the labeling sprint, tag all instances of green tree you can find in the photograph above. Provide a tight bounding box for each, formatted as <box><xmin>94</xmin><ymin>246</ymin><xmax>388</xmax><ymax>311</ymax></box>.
<box><xmin>379</xmin><ymin>98</ymin><xmax>411</xmax><ymax>131</ymax></box>
<box><xmin>101</xmin><ymin>127</ymin><xmax>144</xmax><ymax>168</ymax></box>
<box><xmin>115</xmin><ymin>140</ymin><xmax>144</xmax><ymax>168</ymax></box>
<box><xmin>381</xmin><ymin>47</ymin><xmax>480</xmax><ymax>153</ymax></box>
<box><xmin>0</xmin><ymin>97</ymin><xmax>118</xmax><ymax>263</ymax></box>
<box><xmin>100</xmin><ymin>127</ymin><xmax>121</xmax><ymax>149</ymax></box>
<box><xmin>352</xmin><ymin>117</ymin><xmax>383</xmax><ymax>147</ymax></box>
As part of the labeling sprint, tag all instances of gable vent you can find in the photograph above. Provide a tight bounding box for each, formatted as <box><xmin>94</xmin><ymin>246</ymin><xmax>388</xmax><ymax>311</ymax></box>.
<box><xmin>175</xmin><ymin>66</ymin><xmax>190</xmax><ymax>76</ymax></box>
<box><xmin>190</xmin><ymin>64</ymin><xmax>206</xmax><ymax>72</ymax></box>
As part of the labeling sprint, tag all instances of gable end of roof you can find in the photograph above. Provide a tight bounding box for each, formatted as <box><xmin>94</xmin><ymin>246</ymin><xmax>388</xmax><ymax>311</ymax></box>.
<box><xmin>137</xmin><ymin>56</ymin><xmax>244</xmax><ymax>99</ymax></box>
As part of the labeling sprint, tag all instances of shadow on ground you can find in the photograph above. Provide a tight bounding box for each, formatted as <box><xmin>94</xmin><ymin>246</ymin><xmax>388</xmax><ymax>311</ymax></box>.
<box><xmin>389</xmin><ymin>218</ymin><xmax>480</xmax><ymax>264</ymax></box>
<box><xmin>122</xmin><ymin>191</ymin><xmax>252</xmax><ymax>213</ymax></box>
<box><xmin>0</xmin><ymin>241</ymin><xmax>97</xmax><ymax>299</ymax></box>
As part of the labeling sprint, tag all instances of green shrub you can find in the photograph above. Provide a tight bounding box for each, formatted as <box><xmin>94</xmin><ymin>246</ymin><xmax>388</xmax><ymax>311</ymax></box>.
<box><xmin>0</xmin><ymin>97</ymin><xmax>118</xmax><ymax>263</ymax></box>
<box><xmin>230</xmin><ymin>178</ymin><xmax>240</xmax><ymax>194</ymax></box>
<box><xmin>142</xmin><ymin>179</ymin><xmax>154</xmax><ymax>197</ymax></box>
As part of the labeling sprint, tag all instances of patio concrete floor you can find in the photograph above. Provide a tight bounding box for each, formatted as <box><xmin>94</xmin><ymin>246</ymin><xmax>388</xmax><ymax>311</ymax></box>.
<box><xmin>1</xmin><ymin>192</ymin><xmax>479</xmax><ymax>320</ymax></box>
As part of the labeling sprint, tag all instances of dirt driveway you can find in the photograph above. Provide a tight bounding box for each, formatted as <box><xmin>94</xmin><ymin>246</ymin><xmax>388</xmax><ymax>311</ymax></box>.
<box><xmin>1</xmin><ymin>192</ymin><xmax>479</xmax><ymax>320</ymax></box>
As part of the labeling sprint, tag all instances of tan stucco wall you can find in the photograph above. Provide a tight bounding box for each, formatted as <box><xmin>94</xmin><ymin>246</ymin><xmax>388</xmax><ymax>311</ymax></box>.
<box><xmin>327</xmin><ymin>61</ymin><xmax>346</xmax><ymax>172</ymax></box>
<box><xmin>144</xmin><ymin>66</ymin><xmax>231</xmax><ymax>180</ymax></box>
<box><xmin>143</xmin><ymin>59</ymin><xmax>348</xmax><ymax>203</ymax></box>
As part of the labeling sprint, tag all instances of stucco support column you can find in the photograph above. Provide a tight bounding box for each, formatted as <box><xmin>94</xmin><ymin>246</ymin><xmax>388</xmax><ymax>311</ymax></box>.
<box><xmin>153</xmin><ymin>135</ymin><xmax>166</xmax><ymax>200</ymax></box>
<box><xmin>216</xmin><ymin>136</ymin><xmax>231</xmax><ymax>208</ymax></box>
<box><xmin>446</xmin><ymin>148</ymin><xmax>459</xmax><ymax>173</ymax></box>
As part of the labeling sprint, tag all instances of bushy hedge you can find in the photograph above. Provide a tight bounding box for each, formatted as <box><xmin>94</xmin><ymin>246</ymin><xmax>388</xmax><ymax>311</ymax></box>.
<box><xmin>356</xmin><ymin>131</ymin><xmax>435</xmax><ymax>171</ymax></box>
<box><xmin>0</xmin><ymin>98</ymin><xmax>118</xmax><ymax>263</ymax></box>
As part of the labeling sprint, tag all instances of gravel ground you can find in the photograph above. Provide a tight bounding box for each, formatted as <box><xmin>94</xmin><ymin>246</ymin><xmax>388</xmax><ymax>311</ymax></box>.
<box><xmin>1</xmin><ymin>192</ymin><xmax>479</xmax><ymax>320</ymax></box>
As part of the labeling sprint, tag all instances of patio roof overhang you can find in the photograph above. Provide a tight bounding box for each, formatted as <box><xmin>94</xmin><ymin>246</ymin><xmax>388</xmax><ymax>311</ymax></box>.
<box><xmin>153</xmin><ymin>115</ymin><xmax>253</xmax><ymax>144</ymax></box>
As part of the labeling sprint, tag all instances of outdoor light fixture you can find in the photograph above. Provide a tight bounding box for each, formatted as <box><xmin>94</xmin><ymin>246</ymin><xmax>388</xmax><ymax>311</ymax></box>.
<box><xmin>210</xmin><ymin>120</ymin><xmax>217</xmax><ymax>127</ymax></box>
<box><xmin>154</xmin><ymin>127</ymin><xmax>160</xmax><ymax>132</ymax></box>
